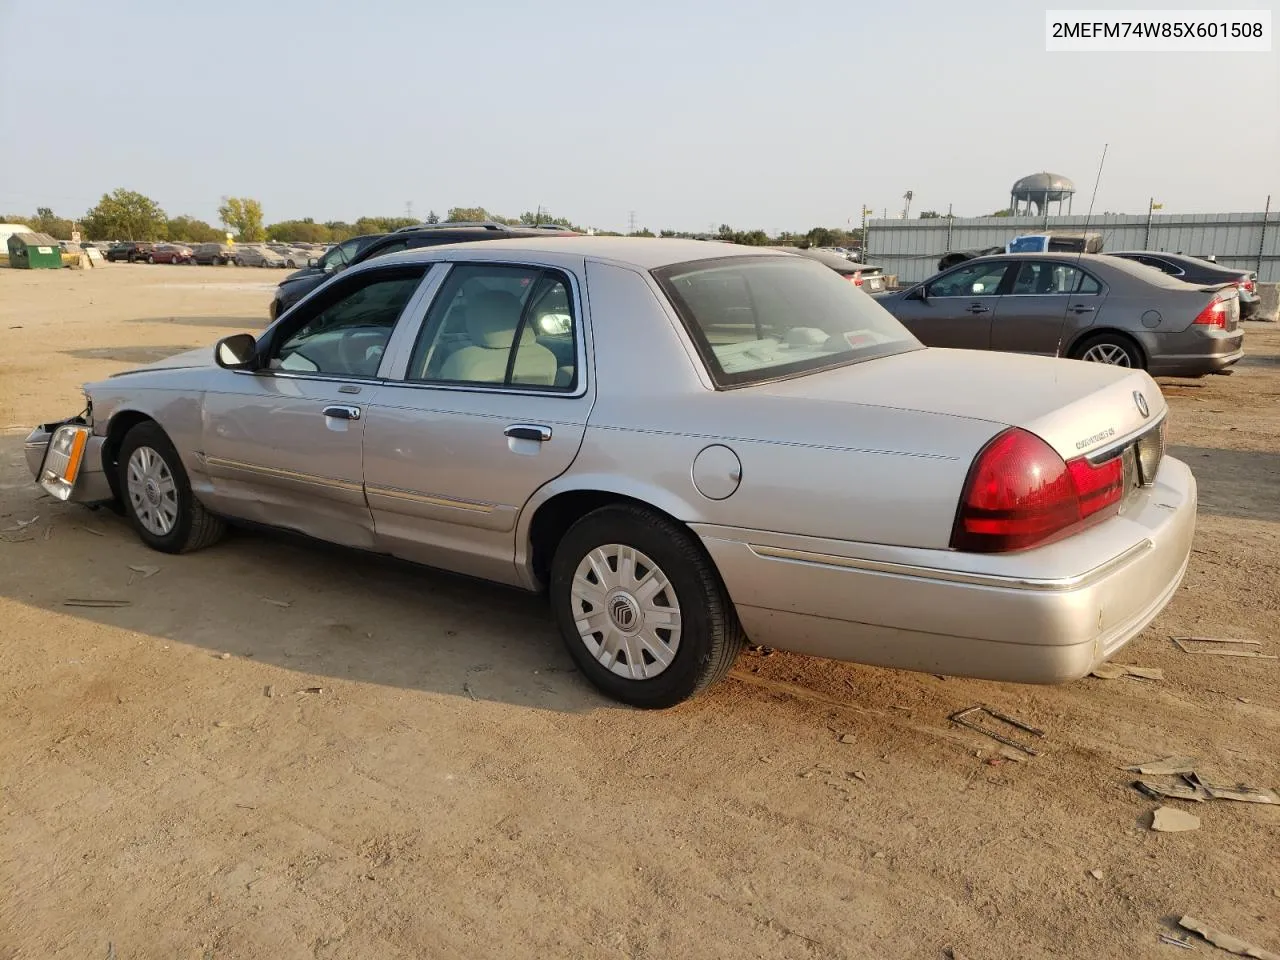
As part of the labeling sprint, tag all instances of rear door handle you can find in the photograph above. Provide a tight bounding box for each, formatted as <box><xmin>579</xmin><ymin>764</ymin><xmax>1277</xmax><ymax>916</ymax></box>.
<box><xmin>323</xmin><ymin>405</ymin><xmax>361</xmax><ymax>421</ymax></box>
<box><xmin>1071</xmin><ymin>304</ymin><xmax>1096</xmax><ymax>314</ymax></box>
<box><xmin>505</xmin><ymin>424</ymin><xmax>552</xmax><ymax>442</ymax></box>
<box><xmin>967</xmin><ymin>304</ymin><xmax>991</xmax><ymax>314</ymax></box>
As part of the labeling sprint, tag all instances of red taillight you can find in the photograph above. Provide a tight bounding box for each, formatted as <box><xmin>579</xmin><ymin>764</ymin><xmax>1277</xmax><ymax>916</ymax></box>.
<box><xmin>1193</xmin><ymin>297</ymin><xmax>1228</xmax><ymax>329</ymax></box>
<box><xmin>1238</xmin><ymin>278</ymin><xmax>1255</xmax><ymax>294</ymax></box>
<box><xmin>952</xmin><ymin>428</ymin><xmax>1124</xmax><ymax>553</ymax></box>
<box><xmin>849</xmin><ymin>270</ymin><xmax>863</xmax><ymax>286</ymax></box>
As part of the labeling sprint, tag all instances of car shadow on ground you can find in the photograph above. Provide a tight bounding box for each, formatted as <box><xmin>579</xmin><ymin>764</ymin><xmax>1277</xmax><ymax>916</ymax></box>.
<box><xmin>129</xmin><ymin>315</ymin><xmax>268</xmax><ymax>329</ymax></box>
<box><xmin>1169</xmin><ymin>444</ymin><xmax>1280</xmax><ymax>524</ymax></box>
<box><xmin>61</xmin><ymin>345</ymin><xmax>199</xmax><ymax>364</ymax></box>
<box><xmin>0</xmin><ymin>436</ymin><xmax>600</xmax><ymax>712</ymax></box>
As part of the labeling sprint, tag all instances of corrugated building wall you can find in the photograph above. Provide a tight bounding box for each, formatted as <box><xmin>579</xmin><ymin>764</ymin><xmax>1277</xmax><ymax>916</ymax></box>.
<box><xmin>865</xmin><ymin>212</ymin><xmax>1279</xmax><ymax>284</ymax></box>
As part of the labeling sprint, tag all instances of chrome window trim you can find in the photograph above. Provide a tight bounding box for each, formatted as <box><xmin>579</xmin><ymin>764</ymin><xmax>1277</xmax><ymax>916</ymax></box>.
<box><xmin>379</xmin><ymin>260</ymin><xmax>590</xmax><ymax>400</ymax></box>
<box><xmin>748</xmin><ymin>540</ymin><xmax>1152</xmax><ymax>593</ymax></box>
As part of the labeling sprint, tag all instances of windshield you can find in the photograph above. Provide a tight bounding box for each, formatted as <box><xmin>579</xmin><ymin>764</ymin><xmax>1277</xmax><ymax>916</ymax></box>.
<box><xmin>653</xmin><ymin>255</ymin><xmax>920</xmax><ymax>388</ymax></box>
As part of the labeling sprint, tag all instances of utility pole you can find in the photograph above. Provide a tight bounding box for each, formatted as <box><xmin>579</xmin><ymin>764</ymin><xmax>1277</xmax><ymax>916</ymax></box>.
<box><xmin>945</xmin><ymin>202</ymin><xmax>954</xmax><ymax>252</ymax></box>
<box><xmin>1259</xmin><ymin>194</ymin><xmax>1271</xmax><ymax>277</ymax></box>
<box><xmin>1143</xmin><ymin>197</ymin><xmax>1162</xmax><ymax>250</ymax></box>
<box><xmin>628</xmin><ymin>211</ymin><xmax>638</xmax><ymax>234</ymax></box>
<box><xmin>902</xmin><ymin>190</ymin><xmax>913</xmax><ymax>219</ymax></box>
<box><xmin>405</xmin><ymin>200</ymin><xmax>413</xmax><ymax>221</ymax></box>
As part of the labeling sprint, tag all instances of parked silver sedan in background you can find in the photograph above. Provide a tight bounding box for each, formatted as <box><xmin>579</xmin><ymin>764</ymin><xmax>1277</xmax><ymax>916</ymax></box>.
<box><xmin>26</xmin><ymin>238</ymin><xmax>1195</xmax><ymax>707</ymax></box>
<box><xmin>234</xmin><ymin>244</ymin><xmax>288</xmax><ymax>268</ymax></box>
<box><xmin>875</xmin><ymin>253</ymin><xmax>1243</xmax><ymax>377</ymax></box>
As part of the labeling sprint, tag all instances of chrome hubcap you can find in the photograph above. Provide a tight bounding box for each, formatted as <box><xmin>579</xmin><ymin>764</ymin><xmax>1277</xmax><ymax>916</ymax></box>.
<box><xmin>1081</xmin><ymin>343</ymin><xmax>1131</xmax><ymax>366</ymax></box>
<box><xmin>571</xmin><ymin>544</ymin><xmax>682</xmax><ymax>680</ymax></box>
<box><xmin>126</xmin><ymin>446</ymin><xmax>179</xmax><ymax>536</ymax></box>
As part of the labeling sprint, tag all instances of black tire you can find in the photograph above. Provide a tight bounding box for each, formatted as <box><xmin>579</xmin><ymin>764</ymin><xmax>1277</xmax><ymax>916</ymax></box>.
<box><xmin>1070</xmin><ymin>332</ymin><xmax>1143</xmax><ymax>369</ymax></box>
<box><xmin>117</xmin><ymin>421</ymin><xmax>225</xmax><ymax>554</ymax></box>
<box><xmin>549</xmin><ymin>503</ymin><xmax>745</xmax><ymax>708</ymax></box>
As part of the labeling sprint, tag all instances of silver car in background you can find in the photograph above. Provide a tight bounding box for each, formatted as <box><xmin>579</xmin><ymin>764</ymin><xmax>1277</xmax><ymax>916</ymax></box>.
<box><xmin>27</xmin><ymin>238</ymin><xmax>1195</xmax><ymax>708</ymax></box>
<box><xmin>234</xmin><ymin>244</ymin><xmax>288</xmax><ymax>268</ymax></box>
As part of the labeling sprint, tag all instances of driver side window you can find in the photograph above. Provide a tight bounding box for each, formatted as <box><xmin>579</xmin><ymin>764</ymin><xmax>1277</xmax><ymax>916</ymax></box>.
<box><xmin>271</xmin><ymin>269</ymin><xmax>427</xmax><ymax>378</ymax></box>
<box><xmin>928</xmin><ymin>261</ymin><xmax>1010</xmax><ymax>298</ymax></box>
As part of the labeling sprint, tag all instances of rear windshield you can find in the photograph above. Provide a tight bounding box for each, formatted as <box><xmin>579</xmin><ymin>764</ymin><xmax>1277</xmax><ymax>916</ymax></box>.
<box><xmin>653</xmin><ymin>255</ymin><xmax>920</xmax><ymax>388</ymax></box>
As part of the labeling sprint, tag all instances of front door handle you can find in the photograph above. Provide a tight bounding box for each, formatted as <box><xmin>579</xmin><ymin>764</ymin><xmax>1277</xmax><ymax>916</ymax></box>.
<box><xmin>505</xmin><ymin>424</ymin><xmax>552</xmax><ymax>442</ymax></box>
<box><xmin>967</xmin><ymin>304</ymin><xmax>991</xmax><ymax>314</ymax></box>
<box><xmin>323</xmin><ymin>405</ymin><xmax>361</xmax><ymax>421</ymax></box>
<box><xmin>1071</xmin><ymin>304</ymin><xmax>1096</xmax><ymax>314</ymax></box>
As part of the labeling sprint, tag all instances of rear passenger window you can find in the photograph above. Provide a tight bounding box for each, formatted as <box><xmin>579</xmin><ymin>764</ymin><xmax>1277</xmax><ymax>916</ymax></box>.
<box><xmin>1076</xmin><ymin>271</ymin><xmax>1101</xmax><ymax>294</ymax></box>
<box><xmin>406</xmin><ymin>264</ymin><xmax>578</xmax><ymax>390</ymax></box>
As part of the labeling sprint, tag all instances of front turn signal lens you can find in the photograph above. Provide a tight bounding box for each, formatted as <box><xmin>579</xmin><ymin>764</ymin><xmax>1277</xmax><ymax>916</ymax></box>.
<box><xmin>40</xmin><ymin>424</ymin><xmax>91</xmax><ymax>501</ymax></box>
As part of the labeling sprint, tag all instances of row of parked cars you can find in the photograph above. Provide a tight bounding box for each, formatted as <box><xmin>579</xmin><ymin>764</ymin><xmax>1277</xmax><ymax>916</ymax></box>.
<box><xmin>98</xmin><ymin>241</ymin><xmax>325</xmax><ymax>268</ymax></box>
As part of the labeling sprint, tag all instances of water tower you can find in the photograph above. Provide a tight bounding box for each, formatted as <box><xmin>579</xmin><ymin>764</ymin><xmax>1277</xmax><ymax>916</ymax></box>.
<box><xmin>1009</xmin><ymin>172</ymin><xmax>1076</xmax><ymax>216</ymax></box>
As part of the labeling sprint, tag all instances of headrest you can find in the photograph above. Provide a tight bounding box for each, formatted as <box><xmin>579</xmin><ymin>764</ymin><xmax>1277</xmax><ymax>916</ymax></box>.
<box><xmin>464</xmin><ymin>290</ymin><xmax>536</xmax><ymax>349</ymax></box>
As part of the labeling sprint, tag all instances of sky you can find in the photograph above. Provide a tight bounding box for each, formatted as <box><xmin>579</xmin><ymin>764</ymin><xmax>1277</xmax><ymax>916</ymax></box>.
<box><xmin>1</xmin><ymin>0</ymin><xmax>1276</xmax><ymax>233</ymax></box>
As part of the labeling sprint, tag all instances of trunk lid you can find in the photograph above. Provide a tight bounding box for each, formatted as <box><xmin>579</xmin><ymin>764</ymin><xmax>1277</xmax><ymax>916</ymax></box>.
<box><xmin>755</xmin><ymin>348</ymin><xmax>1167</xmax><ymax>460</ymax></box>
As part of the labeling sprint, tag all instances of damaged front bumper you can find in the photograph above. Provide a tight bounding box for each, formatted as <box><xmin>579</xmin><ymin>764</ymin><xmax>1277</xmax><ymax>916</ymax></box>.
<box><xmin>25</xmin><ymin>417</ymin><xmax>113</xmax><ymax>504</ymax></box>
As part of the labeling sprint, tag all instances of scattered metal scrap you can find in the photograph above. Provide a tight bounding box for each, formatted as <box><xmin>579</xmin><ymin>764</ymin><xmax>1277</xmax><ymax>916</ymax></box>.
<box><xmin>1159</xmin><ymin>933</ymin><xmax>1196</xmax><ymax>950</ymax></box>
<box><xmin>1178</xmin><ymin>916</ymin><xmax>1280</xmax><ymax>960</ymax></box>
<box><xmin>1091</xmin><ymin>663</ymin><xmax>1165</xmax><ymax>680</ymax></box>
<box><xmin>63</xmin><ymin>598</ymin><xmax>131</xmax><ymax>608</ymax></box>
<box><xmin>1171</xmin><ymin>636</ymin><xmax>1276</xmax><ymax>659</ymax></box>
<box><xmin>1151</xmin><ymin>806</ymin><xmax>1201</xmax><ymax>832</ymax></box>
<box><xmin>949</xmin><ymin>705</ymin><xmax>1044</xmax><ymax>756</ymax></box>
<box><xmin>1124</xmin><ymin>756</ymin><xmax>1198</xmax><ymax>775</ymax></box>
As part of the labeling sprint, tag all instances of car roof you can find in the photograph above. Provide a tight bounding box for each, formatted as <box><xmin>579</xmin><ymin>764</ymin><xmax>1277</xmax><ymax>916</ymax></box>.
<box><xmin>952</xmin><ymin>251</ymin><xmax>1217</xmax><ymax>291</ymax></box>
<box><xmin>375</xmin><ymin>236</ymin><xmax>783</xmax><ymax>271</ymax></box>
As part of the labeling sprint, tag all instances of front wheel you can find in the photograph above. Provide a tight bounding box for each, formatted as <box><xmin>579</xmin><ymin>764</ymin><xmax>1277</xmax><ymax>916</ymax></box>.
<box><xmin>117</xmin><ymin>421</ymin><xmax>225</xmax><ymax>554</ymax></box>
<box><xmin>549</xmin><ymin>504</ymin><xmax>745</xmax><ymax>708</ymax></box>
<box><xmin>1072</xmin><ymin>334</ymin><xmax>1142</xmax><ymax>368</ymax></box>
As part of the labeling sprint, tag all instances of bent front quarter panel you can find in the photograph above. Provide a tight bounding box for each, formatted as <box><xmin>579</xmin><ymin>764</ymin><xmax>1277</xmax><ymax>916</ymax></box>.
<box><xmin>86</xmin><ymin>365</ymin><xmax>219</xmax><ymax>487</ymax></box>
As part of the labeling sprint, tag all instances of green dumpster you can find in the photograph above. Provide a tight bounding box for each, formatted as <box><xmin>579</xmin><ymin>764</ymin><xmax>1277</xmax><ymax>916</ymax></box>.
<box><xmin>7</xmin><ymin>232</ymin><xmax>63</xmax><ymax>269</ymax></box>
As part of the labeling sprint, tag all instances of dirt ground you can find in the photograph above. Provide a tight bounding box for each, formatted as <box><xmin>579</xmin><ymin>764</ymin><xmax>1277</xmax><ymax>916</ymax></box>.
<box><xmin>1</xmin><ymin>264</ymin><xmax>1277</xmax><ymax>960</ymax></box>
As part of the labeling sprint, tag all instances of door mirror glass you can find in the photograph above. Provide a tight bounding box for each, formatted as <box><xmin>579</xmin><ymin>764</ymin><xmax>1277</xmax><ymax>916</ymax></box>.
<box><xmin>215</xmin><ymin>333</ymin><xmax>258</xmax><ymax>370</ymax></box>
<box><xmin>906</xmin><ymin>286</ymin><xmax>927</xmax><ymax>302</ymax></box>
<box><xmin>307</xmin><ymin>257</ymin><xmax>318</xmax><ymax>268</ymax></box>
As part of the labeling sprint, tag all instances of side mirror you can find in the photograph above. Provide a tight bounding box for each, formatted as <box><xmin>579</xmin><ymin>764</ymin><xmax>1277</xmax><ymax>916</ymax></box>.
<box><xmin>907</xmin><ymin>286</ymin><xmax>927</xmax><ymax>302</ymax></box>
<box><xmin>307</xmin><ymin>257</ymin><xmax>318</xmax><ymax>268</ymax></box>
<box><xmin>215</xmin><ymin>333</ymin><xmax>258</xmax><ymax>370</ymax></box>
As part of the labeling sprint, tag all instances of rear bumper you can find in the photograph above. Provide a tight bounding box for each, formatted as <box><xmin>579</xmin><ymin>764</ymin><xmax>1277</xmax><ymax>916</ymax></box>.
<box><xmin>1145</xmin><ymin>328</ymin><xmax>1244</xmax><ymax>377</ymax></box>
<box><xmin>695</xmin><ymin>457</ymin><xmax>1197</xmax><ymax>684</ymax></box>
<box><xmin>24</xmin><ymin>422</ymin><xmax>114</xmax><ymax>503</ymax></box>
<box><xmin>1148</xmin><ymin>346</ymin><xmax>1243</xmax><ymax>377</ymax></box>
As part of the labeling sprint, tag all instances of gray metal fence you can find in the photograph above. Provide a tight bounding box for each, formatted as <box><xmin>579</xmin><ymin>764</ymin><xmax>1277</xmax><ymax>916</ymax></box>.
<box><xmin>865</xmin><ymin>210</ymin><xmax>1279</xmax><ymax>284</ymax></box>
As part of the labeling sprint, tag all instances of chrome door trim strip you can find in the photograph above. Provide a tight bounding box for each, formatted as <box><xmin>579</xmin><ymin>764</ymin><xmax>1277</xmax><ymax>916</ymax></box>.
<box><xmin>747</xmin><ymin>540</ymin><xmax>1152</xmax><ymax>592</ymax></box>
<box><xmin>202</xmin><ymin>455</ymin><xmax>364</xmax><ymax>493</ymax></box>
<box><xmin>365</xmin><ymin>484</ymin><xmax>497</xmax><ymax>514</ymax></box>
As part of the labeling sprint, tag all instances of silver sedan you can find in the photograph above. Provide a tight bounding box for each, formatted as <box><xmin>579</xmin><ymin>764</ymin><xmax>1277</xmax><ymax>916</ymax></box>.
<box><xmin>27</xmin><ymin>238</ymin><xmax>1196</xmax><ymax>707</ymax></box>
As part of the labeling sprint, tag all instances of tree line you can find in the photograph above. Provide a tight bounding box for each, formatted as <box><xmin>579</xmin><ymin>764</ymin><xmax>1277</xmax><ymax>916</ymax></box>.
<box><xmin>4</xmin><ymin>188</ymin><xmax>864</xmax><ymax>249</ymax></box>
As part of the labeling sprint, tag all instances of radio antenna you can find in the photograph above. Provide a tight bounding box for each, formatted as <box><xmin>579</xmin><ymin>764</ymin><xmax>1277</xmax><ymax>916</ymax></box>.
<box><xmin>1057</xmin><ymin>143</ymin><xmax>1109</xmax><ymax>358</ymax></box>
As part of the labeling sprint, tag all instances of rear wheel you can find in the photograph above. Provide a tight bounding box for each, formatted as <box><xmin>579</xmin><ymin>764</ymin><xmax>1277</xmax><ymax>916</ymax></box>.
<box><xmin>1072</xmin><ymin>333</ymin><xmax>1142</xmax><ymax>368</ymax></box>
<box><xmin>549</xmin><ymin>504</ymin><xmax>745</xmax><ymax>708</ymax></box>
<box><xmin>117</xmin><ymin>421</ymin><xmax>225</xmax><ymax>554</ymax></box>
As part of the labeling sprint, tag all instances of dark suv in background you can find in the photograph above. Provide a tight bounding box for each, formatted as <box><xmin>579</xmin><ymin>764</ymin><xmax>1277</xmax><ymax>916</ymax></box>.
<box><xmin>105</xmin><ymin>242</ymin><xmax>154</xmax><ymax>263</ymax></box>
<box><xmin>267</xmin><ymin>222</ymin><xmax>578</xmax><ymax>320</ymax></box>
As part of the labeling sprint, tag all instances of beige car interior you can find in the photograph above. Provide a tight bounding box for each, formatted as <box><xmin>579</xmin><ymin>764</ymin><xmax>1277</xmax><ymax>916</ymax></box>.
<box><xmin>437</xmin><ymin>290</ymin><xmax>558</xmax><ymax>386</ymax></box>
<box><xmin>419</xmin><ymin>276</ymin><xmax>576</xmax><ymax>388</ymax></box>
